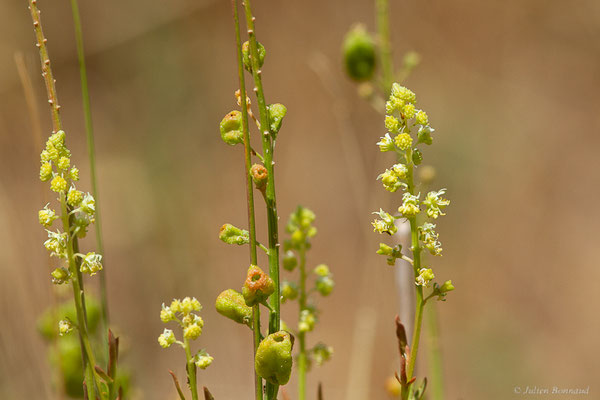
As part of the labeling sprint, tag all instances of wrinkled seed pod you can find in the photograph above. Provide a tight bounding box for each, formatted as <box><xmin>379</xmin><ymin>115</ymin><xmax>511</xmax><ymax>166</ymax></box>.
<box><xmin>250</xmin><ymin>164</ymin><xmax>268</xmax><ymax>191</ymax></box>
<box><xmin>219</xmin><ymin>224</ymin><xmax>250</xmax><ymax>245</ymax></box>
<box><xmin>242</xmin><ymin>41</ymin><xmax>266</xmax><ymax>72</ymax></box>
<box><xmin>215</xmin><ymin>289</ymin><xmax>253</xmax><ymax>326</ymax></box>
<box><xmin>342</xmin><ymin>25</ymin><xmax>376</xmax><ymax>82</ymax></box>
<box><xmin>242</xmin><ymin>265</ymin><xmax>275</xmax><ymax>306</ymax></box>
<box><xmin>219</xmin><ymin>110</ymin><xmax>244</xmax><ymax>146</ymax></box>
<box><xmin>255</xmin><ymin>331</ymin><xmax>294</xmax><ymax>385</ymax></box>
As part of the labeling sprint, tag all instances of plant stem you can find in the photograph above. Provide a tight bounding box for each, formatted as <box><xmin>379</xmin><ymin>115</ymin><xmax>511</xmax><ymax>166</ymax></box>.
<box><xmin>184</xmin><ymin>338</ymin><xmax>199</xmax><ymax>400</ymax></box>
<box><xmin>376</xmin><ymin>0</ymin><xmax>393</xmax><ymax>95</ymax></box>
<box><xmin>60</xmin><ymin>197</ymin><xmax>102</xmax><ymax>399</ymax></box>
<box><xmin>231</xmin><ymin>1</ymin><xmax>263</xmax><ymax>399</ymax></box>
<box><xmin>241</xmin><ymin>2</ymin><xmax>281</xmax><ymax>398</ymax></box>
<box><xmin>28</xmin><ymin>0</ymin><xmax>62</xmax><ymax>133</ymax></box>
<box><xmin>69</xmin><ymin>0</ymin><xmax>110</xmax><ymax>353</ymax></box>
<box><xmin>402</xmin><ymin>146</ymin><xmax>424</xmax><ymax>395</ymax></box>
<box><xmin>298</xmin><ymin>246</ymin><xmax>308</xmax><ymax>400</ymax></box>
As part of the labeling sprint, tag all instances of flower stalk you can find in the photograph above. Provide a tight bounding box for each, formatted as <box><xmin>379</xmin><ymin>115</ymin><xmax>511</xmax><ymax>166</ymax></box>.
<box><xmin>372</xmin><ymin>84</ymin><xmax>454</xmax><ymax>400</ymax></box>
<box><xmin>231</xmin><ymin>1</ymin><xmax>263</xmax><ymax>398</ymax></box>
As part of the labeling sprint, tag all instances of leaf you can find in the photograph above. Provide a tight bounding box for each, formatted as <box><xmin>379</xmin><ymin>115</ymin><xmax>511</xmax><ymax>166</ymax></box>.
<box><xmin>203</xmin><ymin>386</ymin><xmax>215</xmax><ymax>400</ymax></box>
<box><xmin>94</xmin><ymin>365</ymin><xmax>114</xmax><ymax>384</ymax></box>
<box><xmin>108</xmin><ymin>329</ymin><xmax>119</xmax><ymax>379</ymax></box>
<box><xmin>395</xmin><ymin>315</ymin><xmax>409</xmax><ymax>385</ymax></box>
<box><xmin>169</xmin><ymin>370</ymin><xmax>187</xmax><ymax>400</ymax></box>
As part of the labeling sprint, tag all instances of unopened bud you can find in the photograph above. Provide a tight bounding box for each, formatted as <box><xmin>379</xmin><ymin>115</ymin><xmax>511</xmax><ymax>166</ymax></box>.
<box><xmin>267</xmin><ymin>103</ymin><xmax>287</xmax><ymax>136</ymax></box>
<box><xmin>282</xmin><ymin>250</ymin><xmax>297</xmax><ymax>271</ymax></box>
<box><xmin>412</xmin><ymin>148</ymin><xmax>423</xmax><ymax>165</ymax></box>
<box><xmin>316</xmin><ymin>276</ymin><xmax>334</xmax><ymax>297</ymax></box>
<box><xmin>51</xmin><ymin>267</ymin><xmax>70</xmax><ymax>284</ymax></box>
<box><xmin>342</xmin><ymin>24</ymin><xmax>376</xmax><ymax>82</ymax></box>
<box><xmin>281</xmin><ymin>281</ymin><xmax>298</xmax><ymax>303</ymax></box>
<box><xmin>417</xmin><ymin>125</ymin><xmax>434</xmax><ymax>145</ymax></box>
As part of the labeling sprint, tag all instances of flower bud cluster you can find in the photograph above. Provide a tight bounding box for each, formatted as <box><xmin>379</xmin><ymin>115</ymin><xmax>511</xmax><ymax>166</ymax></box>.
<box><xmin>158</xmin><ymin>297</ymin><xmax>205</xmax><ymax>343</ymax></box>
<box><xmin>373</xmin><ymin>84</ymin><xmax>453</xmax><ymax>296</ymax></box>
<box><xmin>38</xmin><ymin>129</ymin><xmax>102</xmax><ymax>284</ymax></box>
<box><xmin>157</xmin><ymin>297</ymin><xmax>213</xmax><ymax>368</ymax></box>
<box><xmin>281</xmin><ymin>206</ymin><xmax>334</xmax><ymax>367</ymax></box>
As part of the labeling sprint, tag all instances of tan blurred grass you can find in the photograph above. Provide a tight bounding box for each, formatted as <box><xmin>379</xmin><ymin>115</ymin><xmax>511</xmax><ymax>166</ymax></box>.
<box><xmin>1</xmin><ymin>0</ymin><xmax>599</xmax><ymax>399</ymax></box>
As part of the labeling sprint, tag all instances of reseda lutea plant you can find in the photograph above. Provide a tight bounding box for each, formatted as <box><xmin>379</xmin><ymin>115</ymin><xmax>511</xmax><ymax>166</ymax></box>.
<box><xmin>372</xmin><ymin>84</ymin><xmax>454</xmax><ymax>399</ymax></box>
<box><xmin>29</xmin><ymin>0</ymin><xmax>121</xmax><ymax>398</ymax></box>
<box><xmin>281</xmin><ymin>206</ymin><xmax>334</xmax><ymax>400</ymax></box>
<box><xmin>158</xmin><ymin>297</ymin><xmax>213</xmax><ymax>400</ymax></box>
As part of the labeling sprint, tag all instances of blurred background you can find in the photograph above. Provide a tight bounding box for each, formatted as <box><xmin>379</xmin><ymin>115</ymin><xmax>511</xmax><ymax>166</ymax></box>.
<box><xmin>1</xmin><ymin>0</ymin><xmax>599</xmax><ymax>399</ymax></box>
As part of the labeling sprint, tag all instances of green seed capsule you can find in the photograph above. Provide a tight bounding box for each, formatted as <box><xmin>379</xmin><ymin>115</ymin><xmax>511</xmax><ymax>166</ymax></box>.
<box><xmin>417</xmin><ymin>126</ymin><xmax>434</xmax><ymax>145</ymax></box>
<box><xmin>267</xmin><ymin>103</ymin><xmax>287</xmax><ymax>137</ymax></box>
<box><xmin>242</xmin><ymin>41</ymin><xmax>266</xmax><ymax>73</ymax></box>
<box><xmin>281</xmin><ymin>281</ymin><xmax>298</xmax><ymax>303</ymax></box>
<box><xmin>242</xmin><ymin>265</ymin><xmax>275</xmax><ymax>306</ymax></box>
<box><xmin>282</xmin><ymin>250</ymin><xmax>297</xmax><ymax>271</ymax></box>
<box><xmin>342</xmin><ymin>25</ymin><xmax>376</xmax><ymax>82</ymax></box>
<box><xmin>219</xmin><ymin>110</ymin><xmax>244</xmax><ymax>146</ymax></box>
<box><xmin>255</xmin><ymin>331</ymin><xmax>294</xmax><ymax>385</ymax></box>
<box><xmin>219</xmin><ymin>223</ymin><xmax>250</xmax><ymax>245</ymax></box>
<box><xmin>316</xmin><ymin>276</ymin><xmax>334</xmax><ymax>297</ymax></box>
<box><xmin>412</xmin><ymin>148</ymin><xmax>423</xmax><ymax>165</ymax></box>
<box><xmin>215</xmin><ymin>289</ymin><xmax>253</xmax><ymax>326</ymax></box>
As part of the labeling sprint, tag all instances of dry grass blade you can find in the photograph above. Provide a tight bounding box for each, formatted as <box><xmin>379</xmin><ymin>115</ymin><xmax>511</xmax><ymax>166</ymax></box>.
<box><xmin>318</xmin><ymin>383</ymin><xmax>324</xmax><ymax>400</ymax></box>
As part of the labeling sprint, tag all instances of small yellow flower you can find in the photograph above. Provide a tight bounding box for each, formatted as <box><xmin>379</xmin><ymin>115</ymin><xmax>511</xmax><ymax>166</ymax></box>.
<box><xmin>183</xmin><ymin>323</ymin><xmax>202</xmax><ymax>340</ymax></box>
<box><xmin>158</xmin><ymin>328</ymin><xmax>176</xmax><ymax>348</ymax></box>
<box><xmin>40</xmin><ymin>162</ymin><xmax>53</xmax><ymax>182</ymax></box>
<box><xmin>394</xmin><ymin>133</ymin><xmax>413</xmax><ymax>150</ymax></box>
<box><xmin>57</xmin><ymin>156</ymin><xmax>70</xmax><ymax>171</ymax></box>
<box><xmin>67</xmin><ymin>188</ymin><xmax>84</xmax><ymax>207</ymax></box>
<box><xmin>69</xmin><ymin>167</ymin><xmax>79</xmax><ymax>181</ymax></box>
<box><xmin>416</xmin><ymin>110</ymin><xmax>429</xmax><ymax>125</ymax></box>
<box><xmin>402</xmin><ymin>103</ymin><xmax>416</xmax><ymax>119</ymax></box>
<box><xmin>50</xmin><ymin>176</ymin><xmax>67</xmax><ymax>193</ymax></box>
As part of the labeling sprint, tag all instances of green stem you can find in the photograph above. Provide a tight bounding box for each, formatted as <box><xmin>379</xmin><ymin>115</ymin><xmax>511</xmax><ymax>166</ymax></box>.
<box><xmin>231</xmin><ymin>1</ymin><xmax>263</xmax><ymax>399</ymax></box>
<box><xmin>60</xmin><ymin>197</ymin><xmax>102</xmax><ymax>399</ymax></box>
<box><xmin>376</xmin><ymin>0</ymin><xmax>393</xmax><ymax>95</ymax></box>
<box><xmin>69</xmin><ymin>0</ymin><xmax>110</xmax><ymax>358</ymax></box>
<box><xmin>184</xmin><ymin>338</ymin><xmax>199</xmax><ymax>400</ymax></box>
<box><xmin>403</xmin><ymin>145</ymin><xmax>424</xmax><ymax>393</ymax></box>
<box><xmin>425</xmin><ymin>305</ymin><xmax>445</xmax><ymax>400</ymax></box>
<box><xmin>241</xmin><ymin>2</ymin><xmax>281</xmax><ymax>398</ymax></box>
<box><xmin>298</xmin><ymin>246</ymin><xmax>307</xmax><ymax>400</ymax></box>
